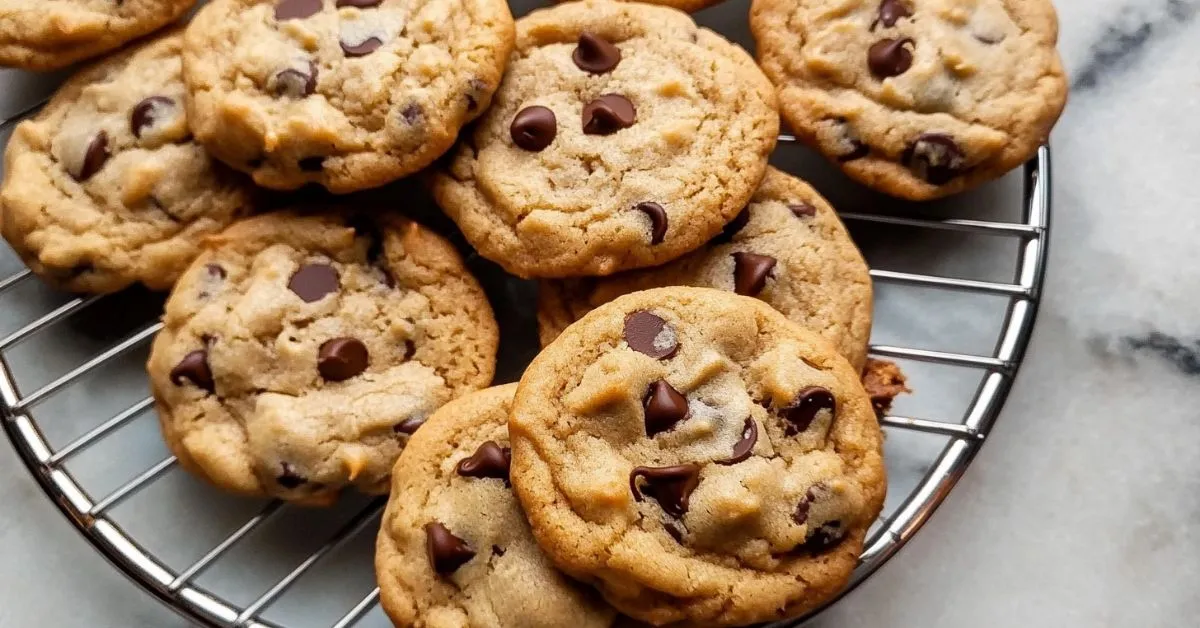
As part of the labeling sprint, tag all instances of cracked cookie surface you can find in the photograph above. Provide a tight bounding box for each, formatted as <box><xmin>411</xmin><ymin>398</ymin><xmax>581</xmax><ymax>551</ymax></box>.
<box><xmin>510</xmin><ymin>287</ymin><xmax>885</xmax><ymax>626</ymax></box>
<box><xmin>0</xmin><ymin>0</ymin><xmax>195</xmax><ymax>70</ymax></box>
<box><xmin>1</xmin><ymin>30</ymin><xmax>253</xmax><ymax>294</ymax></box>
<box><xmin>181</xmin><ymin>0</ymin><xmax>514</xmax><ymax>192</ymax></box>
<box><xmin>433</xmin><ymin>0</ymin><xmax>778</xmax><ymax>278</ymax></box>
<box><xmin>751</xmin><ymin>0</ymin><xmax>1066</xmax><ymax>199</ymax></box>
<box><xmin>537</xmin><ymin>167</ymin><xmax>873</xmax><ymax>371</ymax></box>
<box><xmin>376</xmin><ymin>384</ymin><xmax>617</xmax><ymax>628</ymax></box>
<box><xmin>147</xmin><ymin>210</ymin><xmax>498</xmax><ymax>504</ymax></box>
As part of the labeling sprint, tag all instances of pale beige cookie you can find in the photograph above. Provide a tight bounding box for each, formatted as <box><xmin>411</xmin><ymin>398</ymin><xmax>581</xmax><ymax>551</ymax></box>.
<box><xmin>433</xmin><ymin>0</ymin><xmax>779</xmax><ymax>278</ymax></box>
<box><xmin>0</xmin><ymin>31</ymin><xmax>253</xmax><ymax>294</ymax></box>
<box><xmin>181</xmin><ymin>0</ymin><xmax>515</xmax><ymax>193</ymax></box>
<box><xmin>552</xmin><ymin>0</ymin><xmax>727</xmax><ymax>13</ymax></box>
<box><xmin>510</xmin><ymin>287</ymin><xmax>886</xmax><ymax>626</ymax></box>
<box><xmin>0</xmin><ymin>0</ymin><xmax>195</xmax><ymax>71</ymax></box>
<box><xmin>751</xmin><ymin>0</ymin><xmax>1067</xmax><ymax>200</ymax></box>
<box><xmin>538</xmin><ymin>167</ymin><xmax>873</xmax><ymax>371</ymax></box>
<box><xmin>147</xmin><ymin>210</ymin><xmax>499</xmax><ymax>504</ymax></box>
<box><xmin>376</xmin><ymin>384</ymin><xmax>618</xmax><ymax>628</ymax></box>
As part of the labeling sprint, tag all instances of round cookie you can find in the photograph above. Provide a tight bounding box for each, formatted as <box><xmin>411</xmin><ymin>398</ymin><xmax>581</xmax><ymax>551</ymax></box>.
<box><xmin>750</xmin><ymin>0</ymin><xmax>1067</xmax><ymax>200</ymax></box>
<box><xmin>510</xmin><ymin>287</ymin><xmax>886</xmax><ymax>626</ymax></box>
<box><xmin>552</xmin><ymin>0</ymin><xmax>727</xmax><ymax>14</ymax></box>
<box><xmin>181</xmin><ymin>0</ymin><xmax>515</xmax><ymax>193</ymax></box>
<box><xmin>432</xmin><ymin>0</ymin><xmax>779</xmax><ymax>278</ymax></box>
<box><xmin>0</xmin><ymin>31</ymin><xmax>253</xmax><ymax>294</ymax></box>
<box><xmin>538</xmin><ymin>167</ymin><xmax>873</xmax><ymax>371</ymax></box>
<box><xmin>0</xmin><ymin>0</ymin><xmax>195</xmax><ymax>71</ymax></box>
<box><xmin>376</xmin><ymin>384</ymin><xmax>617</xmax><ymax>628</ymax></box>
<box><xmin>147</xmin><ymin>210</ymin><xmax>499</xmax><ymax>504</ymax></box>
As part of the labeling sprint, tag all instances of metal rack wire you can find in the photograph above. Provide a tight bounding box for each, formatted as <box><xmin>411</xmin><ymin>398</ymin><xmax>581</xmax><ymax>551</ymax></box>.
<box><xmin>0</xmin><ymin>102</ymin><xmax>1050</xmax><ymax>626</ymax></box>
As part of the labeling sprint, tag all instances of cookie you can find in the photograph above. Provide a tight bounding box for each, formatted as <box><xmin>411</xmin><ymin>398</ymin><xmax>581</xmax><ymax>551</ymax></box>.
<box><xmin>553</xmin><ymin>0</ymin><xmax>726</xmax><ymax>14</ymax></box>
<box><xmin>0</xmin><ymin>31</ymin><xmax>253</xmax><ymax>294</ymax></box>
<box><xmin>181</xmin><ymin>0</ymin><xmax>515</xmax><ymax>193</ymax></box>
<box><xmin>375</xmin><ymin>384</ymin><xmax>617</xmax><ymax>628</ymax></box>
<box><xmin>510</xmin><ymin>287</ymin><xmax>886</xmax><ymax>626</ymax></box>
<box><xmin>432</xmin><ymin>0</ymin><xmax>779</xmax><ymax>278</ymax></box>
<box><xmin>0</xmin><ymin>0</ymin><xmax>194</xmax><ymax>71</ymax></box>
<box><xmin>538</xmin><ymin>167</ymin><xmax>873</xmax><ymax>371</ymax></box>
<box><xmin>750</xmin><ymin>0</ymin><xmax>1067</xmax><ymax>200</ymax></box>
<box><xmin>147</xmin><ymin>210</ymin><xmax>499</xmax><ymax>504</ymax></box>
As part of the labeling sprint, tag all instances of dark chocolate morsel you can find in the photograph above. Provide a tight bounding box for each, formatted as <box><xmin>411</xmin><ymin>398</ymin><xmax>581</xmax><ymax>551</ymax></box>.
<box><xmin>902</xmin><ymin>133</ymin><xmax>966</xmax><ymax>185</ymax></box>
<box><xmin>394</xmin><ymin>415</ymin><xmax>426</xmax><ymax>434</ymax></box>
<box><xmin>732</xmin><ymin>252</ymin><xmax>777</xmax><ymax>297</ymax></box>
<box><xmin>337</xmin><ymin>0</ymin><xmax>382</xmax><ymax>6</ymax></box>
<box><xmin>867</xmin><ymin>38</ymin><xmax>914</xmax><ymax>78</ymax></box>
<box><xmin>272</xmin><ymin>63</ymin><xmax>318</xmax><ymax>98</ymax></box>
<box><xmin>582</xmin><ymin>94</ymin><xmax>636</xmax><ymax>135</ymax></box>
<box><xmin>629</xmin><ymin>464</ymin><xmax>701</xmax><ymax>518</ymax></box>
<box><xmin>74</xmin><ymin>131</ymin><xmax>110</xmax><ymax>181</ymax></box>
<box><xmin>130</xmin><ymin>96</ymin><xmax>176</xmax><ymax>138</ymax></box>
<box><xmin>635</xmin><ymin>202</ymin><xmax>668</xmax><ymax>244</ymax></box>
<box><xmin>510</xmin><ymin>106</ymin><xmax>557</xmax><ymax>151</ymax></box>
<box><xmin>205</xmin><ymin>263</ymin><xmax>226</xmax><ymax>279</ymax></box>
<box><xmin>426</xmin><ymin>522</ymin><xmax>475</xmax><ymax>575</ymax></box>
<box><xmin>317</xmin><ymin>337</ymin><xmax>369</xmax><ymax>381</ymax></box>
<box><xmin>456</xmin><ymin>441</ymin><xmax>512</xmax><ymax>482</ymax></box>
<box><xmin>873</xmin><ymin>0</ymin><xmax>912</xmax><ymax>30</ymax></box>
<box><xmin>277</xmin><ymin>462</ymin><xmax>306</xmax><ymax>489</ymax></box>
<box><xmin>573</xmin><ymin>32</ymin><xmax>621</xmax><ymax>74</ymax></box>
<box><xmin>169</xmin><ymin>349</ymin><xmax>214</xmax><ymax>393</ymax></box>
<box><xmin>288</xmin><ymin>263</ymin><xmax>339</xmax><ymax>302</ymax></box>
<box><xmin>801</xmin><ymin>520</ymin><xmax>846</xmax><ymax>554</ymax></box>
<box><xmin>275</xmin><ymin>0</ymin><xmax>322</xmax><ymax>21</ymax></box>
<box><xmin>789</xmin><ymin>203</ymin><xmax>816</xmax><ymax>218</ymax></box>
<box><xmin>643</xmin><ymin>379</ymin><xmax>689</xmax><ymax>437</ymax></box>
<box><xmin>341</xmin><ymin>36</ymin><xmax>383</xmax><ymax>57</ymax></box>
<box><xmin>782</xmin><ymin>387</ymin><xmax>836</xmax><ymax>435</ymax></box>
<box><xmin>717</xmin><ymin>418</ymin><xmax>758</xmax><ymax>465</ymax></box>
<box><xmin>623</xmin><ymin>311</ymin><xmax>679</xmax><ymax>359</ymax></box>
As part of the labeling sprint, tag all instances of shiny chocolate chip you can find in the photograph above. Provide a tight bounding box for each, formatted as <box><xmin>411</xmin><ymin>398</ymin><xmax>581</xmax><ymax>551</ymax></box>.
<box><xmin>872</xmin><ymin>0</ymin><xmax>912</xmax><ymax>30</ymax></box>
<box><xmin>630</xmin><ymin>464</ymin><xmax>701</xmax><ymax>518</ymax></box>
<box><xmin>789</xmin><ymin>203</ymin><xmax>816</xmax><ymax>218</ymax></box>
<box><xmin>782</xmin><ymin>387</ymin><xmax>836</xmax><ymax>435</ymax></box>
<box><xmin>426</xmin><ymin>522</ymin><xmax>475</xmax><ymax>575</ymax></box>
<box><xmin>712</xmin><ymin>208</ymin><xmax>750</xmax><ymax>245</ymax></box>
<box><xmin>902</xmin><ymin>133</ymin><xmax>966</xmax><ymax>185</ymax></box>
<box><xmin>277</xmin><ymin>462</ymin><xmax>306</xmax><ymax>489</ymax></box>
<box><xmin>623</xmin><ymin>311</ymin><xmax>678</xmax><ymax>359</ymax></box>
<box><xmin>73</xmin><ymin>131</ymin><xmax>110</xmax><ymax>181</ymax></box>
<box><xmin>456</xmin><ymin>441</ymin><xmax>511</xmax><ymax>482</ymax></box>
<box><xmin>717</xmin><ymin>418</ymin><xmax>758</xmax><ymax>465</ymax></box>
<box><xmin>801</xmin><ymin>520</ymin><xmax>846</xmax><ymax>554</ymax></box>
<box><xmin>636</xmin><ymin>202</ymin><xmax>667</xmax><ymax>244</ymax></box>
<box><xmin>573</xmin><ymin>32</ymin><xmax>621</xmax><ymax>74</ymax></box>
<box><xmin>394</xmin><ymin>415</ymin><xmax>426</xmax><ymax>434</ymax></box>
<box><xmin>510</xmin><ymin>106</ymin><xmax>556</xmax><ymax>151</ymax></box>
<box><xmin>130</xmin><ymin>96</ymin><xmax>175</xmax><ymax>138</ymax></box>
<box><xmin>732</xmin><ymin>252</ymin><xmax>776</xmax><ymax>297</ymax></box>
<box><xmin>272</xmin><ymin>63</ymin><xmax>318</xmax><ymax>98</ymax></box>
<box><xmin>170</xmin><ymin>349</ymin><xmax>214</xmax><ymax>393</ymax></box>
<box><xmin>793</xmin><ymin>484</ymin><xmax>824</xmax><ymax>525</ymax></box>
<box><xmin>337</xmin><ymin>0</ymin><xmax>381</xmax><ymax>6</ymax></box>
<box><xmin>288</xmin><ymin>263</ymin><xmax>339</xmax><ymax>302</ymax></box>
<box><xmin>867</xmin><ymin>37</ymin><xmax>914</xmax><ymax>78</ymax></box>
<box><xmin>317</xmin><ymin>337</ymin><xmax>369</xmax><ymax>381</ymax></box>
<box><xmin>342</xmin><ymin>36</ymin><xmax>383</xmax><ymax>57</ymax></box>
<box><xmin>275</xmin><ymin>0</ymin><xmax>322</xmax><ymax>21</ymax></box>
<box><xmin>644</xmin><ymin>379</ymin><xmax>689</xmax><ymax>437</ymax></box>
<box><xmin>582</xmin><ymin>94</ymin><xmax>636</xmax><ymax>135</ymax></box>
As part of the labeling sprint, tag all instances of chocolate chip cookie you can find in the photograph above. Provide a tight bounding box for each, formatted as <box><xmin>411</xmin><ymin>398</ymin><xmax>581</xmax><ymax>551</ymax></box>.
<box><xmin>553</xmin><ymin>0</ymin><xmax>726</xmax><ymax>13</ymax></box>
<box><xmin>0</xmin><ymin>30</ymin><xmax>254</xmax><ymax>294</ymax></box>
<box><xmin>751</xmin><ymin>0</ymin><xmax>1067</xmax><ymax>200</ymax></box>
<box><xmin>181</xmin><ymin>0</ymin><xmax>515</xmax><ymax>193</ymax></box>
<box><xmin>432</xmin><ymin>0</ymin><xmax>779</xmax><ymax>278</ymax></box>
<box><xmin>510</xmin><ymin>287</ymin><xmax>886</xmax><ymax>626</ymax></box>
<box><xmin>376</xmin><ymin>384</ymin><xmax>617</xmax><ymax>628</ymax></box>
<box><xmin>538</xmin><ymin>167</ymin><xmax>873</xmax><ymax>371</ymax></box>
<box><xmin>147</xmin><ymin>210</ymin><xmax>499</xmax><ymax>504</ymax></box>
<box><xmin>0</xmin><ymin>0</ymin><xmax>195</xmax><ymax>71</ymax></box>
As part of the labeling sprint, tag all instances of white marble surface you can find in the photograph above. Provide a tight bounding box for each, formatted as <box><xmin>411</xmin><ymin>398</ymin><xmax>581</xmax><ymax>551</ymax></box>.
<box><xmin>3</xmin><ymin>0</ymin><xmax>1200</xmax><ymax>626</ymax></box>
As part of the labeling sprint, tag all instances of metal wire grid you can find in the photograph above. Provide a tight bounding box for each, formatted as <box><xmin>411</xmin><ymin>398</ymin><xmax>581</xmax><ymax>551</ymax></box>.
<box><xmin>0</xmin><ymin>91</ymin><xmax>1050</xmax><ymax>628</ymax></box>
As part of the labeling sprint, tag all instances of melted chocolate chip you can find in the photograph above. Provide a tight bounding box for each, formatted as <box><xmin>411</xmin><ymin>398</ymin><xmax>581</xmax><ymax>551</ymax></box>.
<box><xmin>573</xmin><ymin>32</ymin><xmax>621</xmax><ymax>74</ymax></box>
<box><xmin>206</xmin><ymin>263</ymin><xmax>226</xmax><ymax>279</ymax></box>
<box><xmin>317</xmin><ymin>337</ymin><xmax>369</xmax><ymax>381</ymax></box>
<box><xmin>868</xmin><ymin>38</ymin><xmax>914</xmax><ymax>78</ymax></box>
<box><xmin>872</xmin><ymin>0</ymin><xmax>912</xmax><ymax>30</ymax></box>
<box><xmin>299</xmin><ymin>156</ymin><xmax>326</xmax><ymax>171</ymax></box>
<box><xmin>342</xmin><ymin>36</ymin><xmax>383</xmax><ymax>57</ymax></box>
<box><xmin>400</xmin><ymin>103</ymin><xmax>423</xmax><ymax>125</ymax></box>
<box><xmin>582</xmin><ymin>94</ymin><xmax>636</xmax><ymax>135</ymax></box>
<box><xmin>732</xmin><ymin>252</ymin><xmax>776</xmax><ymax>297</ymax></box>
<box><xmin>288</xmin><ymin>263</ymin><xmax>339</xmax><ymax>302</ymax></box>
<box><xmin>635</xmin><ymin>202</ymin><xmax>667</xmax><ymax>244</ymax></box>
<box><xmin>74</xmin><ymin>131</ymin><xmax>110</xmax><ymax>181</ymax></box>
<box><xmin>277</xmin><ymin>462</ymin><xmax>306</xmax><ymax>489</ymax></box>
<box><xmin>902</xmin><ymin>133</ymin><xmax>966</xmax><ymax>185</ymax></box>
<box><xmin>169</xmin><ymin>350</ymin><xmax>214</xmax><ymax>393</ymax></box>
<box><xmin>623</xmin><ymin>311</ymin><xmax>678</xmax><ymax>359</ymax></box>
<box><xmin>789</xmin><ymin>203</ymin><xmax>816</xmax><ymax>218</ymax></box>
<box><xmin>426</xmin><ymin>522</ymin><xmax>475</xmax><ymax>575</ymax></box>
<box><xmin>130</xmin><ymin>96</ymin><xmax>175</xmax><ymax>138</ymax></box>
<box><xmin>793</xmin><ymin>496</ymin><xmax>811</xmax><ymax>525</ymax></box>
<box><xmin>801</xmin><ymin>520</ymin><xmax>846</xmax><ymax>554</ymax></box>
<box><xmin>275</xmin><ymin>0</ymin><xmax>322</xmax><ymax>21</ymax></box>
<box><xmin>643</xmin><ymin>379</ymin><xmax>689</xmax><ymax>437</ymax></box>
<box><xmin>456</xmin><ymin>441</ymin><xmax>511</xmax><ymax>482</ymax></box>
<box><xmin>394</xmin><ymin>415</ymin><xmax>426</xmax><ymax>434</ymax></box>
<box><xmin>336</xmin><ymin>0</ymin><xmax>381</xmax><ymax>6</ymax></box>
<box><xmin>717</xmin><ymin>418</ymin><xmax>758</xmax><ymax>465</ymax></box>
<box><xmin>510</xmin><ymin>106</ymin><xmax>557</xmax><ymax>151</ymax></box>
<box><xmin>630</xmin><ymin>464</ymin><xmax>701</xmax><ymax>518</ymax></box>
<box><xmin>273</xmin><ymin>63</ymin><xmax>318</xmax><ymax>98</ymax></box>
<box><xmin>712</xmin><ymin>208</ymin><xmax>750</xmax><ymax>245</ymax></box>
<box><xmin>782</xmin><ymin>387</ymin><xmax>836</xmax><ymax>435</ymax></box>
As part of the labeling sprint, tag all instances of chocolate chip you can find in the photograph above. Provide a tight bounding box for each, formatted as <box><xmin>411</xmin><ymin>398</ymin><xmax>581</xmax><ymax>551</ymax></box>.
<box><xmin>288</xmin><ymin>263</ymin><xmax>339</xmax><ymax>302</ymax></box>
<box><xmin>635</xmin><ymin>202</ymin><xmax>667</xmax><ymax>244</ymax></box>
<box><xmin>902</xmin><ymin>133</ymin><xmax>966</xmax><ymax>185</ymax></box>
<box><xmin>872</xmin><ymin>0</ymin><xmax>912</xmax><ymax>30</ymax></box>
<box><xmin>582</xmin><ymin>94</ymin><xmax>636</xmax><ymax>135</ymax></box>
<box><xmin>492</xmin><ymin>544</ymin><xmax>505</xmax><ymax>556</ymax></box>
<box><xmin>782</xmin><ymin>387</ymin><xmax>836</xmax><ymax>435</ymax></box>
<box><xmin>169</xmin><ymin>349</ymin><xmax>214</xmax><ymax>393</ymax></box>
<box><xmin>275</xmin><ymin>0</ymin><xmax>322</xmax><ymax>20</ymax></box>
<box><xmin>299</xmin><ymin>156</ymin><xmax>326</xmax><ymax>171</ymax></box>
<box><xmin>665</xmin><ymin>522</ymin><xmax>685</xmax><ymax>544</ymax></box>
<box><xmin>400</xmin><ymin>103</ymin><xmax>423</xmax><ymax>125</ymax></box>
<box><xmin>336</xmin><ymin>0</ymin><xmax>381</xmax><ymax>6</ymax></box>
<box><xmin>205</xmin><ymin>263</ymin><xmax>226</xmax><ymax>279</ymax></box>
<box><xmin>789</xmin><ymin>203</ymin><xmax>816</xmax><ymax>218</ymax></box>
<box><xmin>342</xmin><ymin>36</ymin><xmax>383</xmax><ymax>57</ymax></box>
<box><xmin>272</xmin><ymin>63</ymin><xmax>318</xmax><ymax>98</ymax></box>
<box><xmin>837</xmin><ymin>140</ymin><xmax>870</xmax><ymax>162</ymax></box>
<box><xmin>623</xmin><ymin>311</ymin><xmax>678</xmax><ymax>359</ymax></box>
<box><xmin>630</xmin><ymin>464</ymin><xmax>701</xmax><ymax>518</ymax></box>
<box><xmin>644</xmin><ymin>379</ymin><xmax>689</xmax><ymax>437</ymax></box>
<box><xmin>277</xmin><ymin>462</ymin><xmax>306</xmax><ymax>489</ymax></box>
<box><xmin>717</xmin><ymin>418</ymin><xmax>758</xmax><ymax>465</ymax></box>
<box><xmin>793</xmin><ymin>496</ymin><xmax>811</xmax><ymax>525</ymax></box>
<box><xmin>732</xmin><ymin>252</ymin><xmax>776</xmax><ymax>297</ymax></box>
<box><xmin>573</xmin><ymin>32</ymin><xmax>621</xmax><ymax>74</ymax></box>
<box><xmin>510</xmin><ymin>106</ymin><xmax>556</xmax><ymax>151</ymax></box>
<box><xmin>130</xmin><ymin>96</ymin><xmax>175</xmax><ymax>138</ymax></box>
<box><xmin>868</xmin><ymin>38</ymin><xmax>914</xmax><ymax>78</ymax></box>
<box><xmin>426</xmin><ymin>522</ymin><xmax>475</xmax><ymax>575</ymax></box>
<box><xmin>317</xmin><ymin>337</ymin><xmax>369</xmax><ymax>381</ymax></box>
<box><xmin>394</xmin><ymin>415</ymin><xmax>426</xmax><ymax>434</ymax></box>
<box><xmin>73</xmin><ymin>131</ymin><xmax>110</xmax><ymax>181</ymax></box>
<box><xmin>402</xmin><ymin>339</ymin><xmax>416</xmax><ymax>360</ymax></box>
<box><xmin>801</xmin><ymin>520</ymin><xmax>846</xmax><ymax>554</ymax></box>
<box><xmin>712</xmin><ymin>208</ymin><xmax>750</xmax><ymax>245</ymax></box>
<box><xmin>456</xmin><ymin>441</ymin><xmax>511</xmax><ymax>482</ymax></box>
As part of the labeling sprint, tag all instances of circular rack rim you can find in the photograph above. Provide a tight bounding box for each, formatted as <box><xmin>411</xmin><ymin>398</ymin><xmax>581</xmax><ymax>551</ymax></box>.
<box><xmin>0</xmin><ymin>142</ymin><xmax>1051</xmax><ymax>628</ymax></box>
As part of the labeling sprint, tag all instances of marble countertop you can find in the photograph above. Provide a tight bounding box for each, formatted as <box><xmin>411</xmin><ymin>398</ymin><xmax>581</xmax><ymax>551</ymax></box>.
<box><xmin>2</xmin><ymin>0</ymin><xmax>1199</xmax><ymax>626</ymax></box>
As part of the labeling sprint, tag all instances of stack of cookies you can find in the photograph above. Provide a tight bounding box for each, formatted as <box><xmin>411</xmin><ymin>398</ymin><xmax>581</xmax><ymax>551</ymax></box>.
<box><xmin>0</xmin><ymin>0</ymin><xmax>1066</xmax><ymax>625</ymax></box>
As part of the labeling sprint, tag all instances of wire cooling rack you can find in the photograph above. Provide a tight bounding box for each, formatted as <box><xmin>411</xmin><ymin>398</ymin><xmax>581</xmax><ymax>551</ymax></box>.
<box><xmin>0</xmin><ymin>5</ymin><xmax>1051</xmax><ymax>624</ymax></box>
